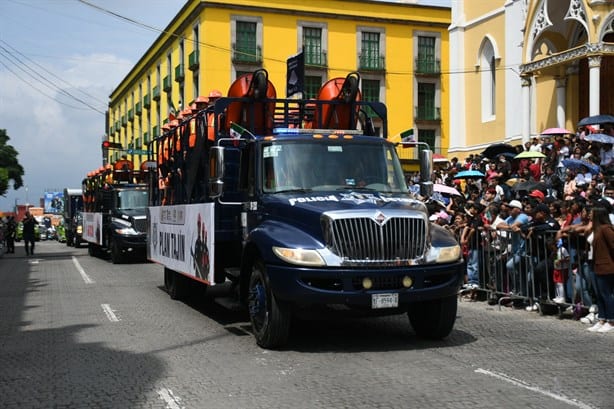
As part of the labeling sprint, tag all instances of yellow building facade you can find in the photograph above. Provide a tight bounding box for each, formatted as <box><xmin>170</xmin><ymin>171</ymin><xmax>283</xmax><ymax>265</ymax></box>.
<box><xmin>449</xmin><ymin>0</ymin><xmax>614</xmax><ymax>158</ymax></box>
<box><xmin>105</xmin><ymin>0</ymin><xmax>451</xmax><ymax>170</ymax></box>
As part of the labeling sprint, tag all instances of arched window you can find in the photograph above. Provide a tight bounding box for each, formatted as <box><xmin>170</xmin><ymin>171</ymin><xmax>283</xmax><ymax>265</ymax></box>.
<box><xmin>480</xmin><ymin>38</ymin><xmax>496</xmax><ymax>120</ymax></box>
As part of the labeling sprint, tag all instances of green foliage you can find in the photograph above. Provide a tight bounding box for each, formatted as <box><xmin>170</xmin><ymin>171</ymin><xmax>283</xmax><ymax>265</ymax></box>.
<box><xmin>0</xmin><ymin>129</ymin><xmax>25</xmax><ymax>196</ymax></box>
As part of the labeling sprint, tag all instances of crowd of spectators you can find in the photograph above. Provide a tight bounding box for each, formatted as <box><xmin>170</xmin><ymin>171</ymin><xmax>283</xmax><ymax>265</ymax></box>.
<box><xmin>412</xmin><ymin>124</ymin><xmax>614</xmax><ymax>333</ymax></box>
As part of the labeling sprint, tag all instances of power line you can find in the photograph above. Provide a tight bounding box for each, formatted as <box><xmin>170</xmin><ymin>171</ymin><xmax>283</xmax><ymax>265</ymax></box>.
<box><xmin>0</xmin><ymin>39</ymin><xmax>108</xmax><ymax>107</ymax></box>
<box><xmin>0</xmin><ymin>45</ymin><xmax>106</xmax><ymax>114</ymax></box>
<box><xmin>0</xmin><ymin>58</ymin><xmax>88</xmax><ymax>111</ymax></box>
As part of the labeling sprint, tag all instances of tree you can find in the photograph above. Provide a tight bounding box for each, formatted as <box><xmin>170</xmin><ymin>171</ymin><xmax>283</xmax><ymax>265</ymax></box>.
<box><xmin>0</xmin><ymin>129</ymin><xmax>25</xmax><ymax>197</ymax></box>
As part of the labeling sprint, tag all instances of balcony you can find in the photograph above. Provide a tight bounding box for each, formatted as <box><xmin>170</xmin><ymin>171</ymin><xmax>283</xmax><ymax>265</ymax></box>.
<box><xmin>143</xmin><ymin>94</ymin><xmax>150</xmax><ymax>108</ymax></box>
<box><xmin>114</xmin><ymin>121</ymin><xmax>120</xmax><ymax>131</ymax></box>
<box><xmin>359</xmin><ymin>54</ymin><xmax>385</xmax><ymax>72</ymax></box>
<box><xmin>415</xmin><ymin>106</ymin><xmax>441</xmax><ymax>122</ymax></box>
<box><xmin>232</xmin><ymin>44</ymin><xmax>262</xmax><ymax>64</ymax></box>
<box><xmin>121</xmin><ymin>115</ymin><xmax>127</xmax><ymax>127</ymax></box>
<box><xmin>152</xmin><ymin>125</ymin><xmax>159</xmax><ymax>138</ymax></box>
<box><xmin>188</xmin><ymin>50</ymin><xmax>199</xmax><ymax>71</ymax></box>
<box><xmin>128</xmin><ymin>109</ymin><xmax>134</xmax><ymax>121</ymax></box>
<box><xmin>305</xmin><ymin>50</ymin><xmax>327</xmax><ymax>67</ymax></box>
<box><xmin>415</xmin><ymin>58</ymin><xmax>441</xmax><ymax>75</ymax></box>
<box><xmin>152</xmin><ymin>86</ymin><xmax>160</xmax><ymax>101</ymax></box>
<box><xmin>174</xmin><ymin>64</ymin><xmax>184</xmax><ymax>82</ymax></box>
<box><xmin>162</xmin><ymin>76</ymin><xmax>172</xmax><ymax>92</ymax></box>
<box><xmin>135</xmin><ymin>102</ymin><xmax>142</xmax><ymax>115</ymax></box>
<box><xmin>143</xmin><ymin>132</ymin><xmax>149</xmax><ymax>144</ymax></box>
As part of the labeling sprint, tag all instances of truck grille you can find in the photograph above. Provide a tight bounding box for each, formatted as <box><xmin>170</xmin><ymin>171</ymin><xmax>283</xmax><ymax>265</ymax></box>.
<box><xmin>322</xmin><ymin>213</ymin><xmax>427</xmax><ymax>264</ymax></box>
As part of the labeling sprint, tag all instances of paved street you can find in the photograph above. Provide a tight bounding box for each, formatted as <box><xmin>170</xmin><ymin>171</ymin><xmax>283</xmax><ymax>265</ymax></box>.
<box><xmin>1</xmin><ymin>240</ymin><xmax>612</xmax><ymax>409</ymax></box>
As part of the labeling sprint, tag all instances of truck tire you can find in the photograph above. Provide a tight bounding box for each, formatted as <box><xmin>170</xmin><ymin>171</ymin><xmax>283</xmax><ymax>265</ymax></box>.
<box><xmin>248</xmin><ymin>260</ymin><xmax>290</xmax><ymax>349</ymax></box>
<box><xmin>165</xmin><ymin>268</ymin><xmax>186</xmax><ymax>300</ymax></box>
<box><xmin>407</xmin><ymin>295</ymin><xmax>457</xmax><ymax>340</ymax></box>
<box><xmin>110</xmin><ymin>239</ymin><xmax>123</xmax><ymax>264</ymax></box>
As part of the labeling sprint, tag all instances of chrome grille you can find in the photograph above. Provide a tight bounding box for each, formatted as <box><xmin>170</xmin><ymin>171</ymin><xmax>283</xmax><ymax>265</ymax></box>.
<box><xmin>323</xmin><ymin>214</ymin><xmax>427</xmax><ymax>263</ymax></box>
<box><xmin>133</xmin><ymin>218</ymin><xmax>148</xmax><ymax>233</ymax></box>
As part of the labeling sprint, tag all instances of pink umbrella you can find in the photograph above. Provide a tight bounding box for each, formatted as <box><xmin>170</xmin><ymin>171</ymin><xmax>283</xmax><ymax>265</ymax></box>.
<box><xmin>433</xmin><ymin>183</ymin><xmax>461</xmax><ymax>196</ymax></box>
<box><xmin>540</xmin><ymin>127</ymin><xmax>573</xmax><ymax>135</ymax></box>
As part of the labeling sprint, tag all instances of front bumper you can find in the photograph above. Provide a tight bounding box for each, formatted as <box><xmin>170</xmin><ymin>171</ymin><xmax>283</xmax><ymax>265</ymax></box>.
<box><xmin>113</xmin><ymin>233</ymin><xmax>147</xmax><ymax>250</ymax></box>
<box><xmin>266</xmin><ymin>260</ymin><xmax>464</xmax><ymax>308</ymax></box>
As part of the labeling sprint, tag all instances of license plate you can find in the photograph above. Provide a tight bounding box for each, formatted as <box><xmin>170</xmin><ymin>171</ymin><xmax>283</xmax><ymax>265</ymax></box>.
<box><xmin>371</xmin><ymin>293</ymin><xmax>399</xmax><ymax>309</ymax></box>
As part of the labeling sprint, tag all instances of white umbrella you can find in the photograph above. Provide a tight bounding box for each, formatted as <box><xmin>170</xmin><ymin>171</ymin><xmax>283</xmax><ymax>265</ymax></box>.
<box><xmin>433</xmin><ymin>184</ymin><xmax>461</xmax><ymax>196</ymax></box>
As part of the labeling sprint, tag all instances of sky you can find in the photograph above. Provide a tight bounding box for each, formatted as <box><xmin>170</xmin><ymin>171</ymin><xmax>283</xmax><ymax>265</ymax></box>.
<box><xmin>0</xmin><ymin>0</ymin><xmax>450</xmax><ymax>212</ymax></box>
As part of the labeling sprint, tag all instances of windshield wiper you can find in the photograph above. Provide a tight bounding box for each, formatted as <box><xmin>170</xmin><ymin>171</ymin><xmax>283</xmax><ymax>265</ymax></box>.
<box><xmin>336</xmin><ymin>186</ymin><xmax>376</xmax><ymax>191</ymax></box>
<box><xmin>273</xmin><ymin>188</ymin><xmax>313</xmax><ymax>194</ymax></box>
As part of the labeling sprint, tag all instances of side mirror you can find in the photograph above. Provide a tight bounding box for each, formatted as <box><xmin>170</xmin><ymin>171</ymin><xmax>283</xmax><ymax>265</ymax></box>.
<box><xmin>419</xmin><ymin>149</ymin><xmax>433</xmax><ymax>198</ymax></box>
<box><xmin>209</xmin><ymin>146</ymin><xmax>225</xmax><ymax>198</ymax></box>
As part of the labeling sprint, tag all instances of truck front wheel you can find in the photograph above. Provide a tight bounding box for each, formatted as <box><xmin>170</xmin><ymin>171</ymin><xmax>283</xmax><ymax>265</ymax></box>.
<box><xmin>248</xmin><ymin>260</ymin><xmax>290</xmax><ymax>349</ymax></box>
<box><xmin>407</xmin><ymin>295</ymin><xmax>457</xmax><ymax>340</ymax></box>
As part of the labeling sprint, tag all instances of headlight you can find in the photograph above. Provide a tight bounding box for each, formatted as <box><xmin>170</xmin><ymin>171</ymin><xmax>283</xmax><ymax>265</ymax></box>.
<box><xmin>76</xmin><ymin>226</ymin><xmax>82</xmax><ymax>234</ymax></box>
<box><xmin>115</xmin><ymin>226</ymin><xmax>140</xmax><ymax>236</ymax></box>
<box><xmin>273</xmin><ymin>246</ymin><xmax>325</xmax><ymax>266</ymax></box>
<box><xmin>426</xmin><ymin>245</ymin><xmax>461</xmax><ymax>263</ymax></box>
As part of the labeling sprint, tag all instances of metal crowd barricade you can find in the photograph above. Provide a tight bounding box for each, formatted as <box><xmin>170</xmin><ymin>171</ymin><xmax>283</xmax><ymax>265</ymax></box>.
<box><xmin>467</xmin><ymin>226</ymin><xmax>594</xmax><ymax>317</ymax></box>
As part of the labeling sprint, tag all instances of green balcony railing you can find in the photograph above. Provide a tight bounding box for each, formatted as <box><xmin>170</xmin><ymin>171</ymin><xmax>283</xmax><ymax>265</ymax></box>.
<box><xmin>135</xmin><ymin>102</ymin><xmax>142</xmax><ymax>115</ymax></box>
<box><xmin>128</xmin><ymin>109</ymin><xmax>134</xmax><ymax>121</ymax></box>
<box><xmin>143</xmin><ymin>94</ymin><xmax>151</xmax><ymax>108</ymax></box>
<box><xmin>188</xmin><ymin>50</ymin><xmax>199</xmax><ymax>71</ymax></box>
<box><xmin>152</xmin><ymin>86</ymin><xmax>160</xmax><ymax>101</ymax></box>
<box><xmin>162</xmin><ymin>76</ymin><xmax>172</xmax><ymax>92</ymax></box>
<box><xmin>174</xmin><ymin>64</ymin><xmax>185</xmax><ymax>82</ymax></box>
<box><xmin>121</xmin><ymin>115</ymin><xmax>127</xmax><ymax>127</ymax></box>
<box><xmin>415</xmin><ymin>106</ymin><xmax>441</xmax><ymax>121</ymax></box>
<box><xmin>359</xmin><ymin>54</ymin><xmax>385</xmax><ymax>71</ymax></box>
<box><xmin>232</xmin><ymin>44</ymin><xmax>262</xmax><ymax>64</ymax></box>
<box><xmin>305</xmin><ymin>50</ymin><xmax>327</xmax><ymax>67</ymax></box>
<box><xmin>415</xmin><ymin>58</ymin><xmax>441</xmax><ymax>75</ymax></box>
<box><xmin>143</xmin><ymin>132</ymin><xmax>149</xmax><ymax>144</ymax></box>
<box><xmin>152</xmin><ymin>125</ymin><xmax>159</xmax><ymax>138</ymax></box>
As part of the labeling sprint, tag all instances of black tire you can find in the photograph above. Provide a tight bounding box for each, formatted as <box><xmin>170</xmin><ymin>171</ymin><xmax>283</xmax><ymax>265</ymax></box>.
<box><xmin>110</xmin><ymin>239</ymin><xmax>123</xmax><ymax>264</ymax></box>
<box><xmin>408</xmin><ymin>295</ymin><xmax>457</xmax><ymax>340</ymax></box>
<box><xmin>165</xmin><ymin>268</ymin><xmax>186</xmax><ymax>300</ymax></box>
<box><xmin>88</xmin><ymin>244</ymin><xmax>97</xmax><ymax>257</ymax></box>
<box><xmin>248</xmin><ymin>260</ymin><xmax>291</xmax><ymax>349</ymax></box>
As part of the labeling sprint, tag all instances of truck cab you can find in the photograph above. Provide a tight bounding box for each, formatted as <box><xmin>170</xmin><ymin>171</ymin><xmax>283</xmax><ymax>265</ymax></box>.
<box><xmin>82</xmin><ymin>161</ymin><xmax>149</xmax><ymax>263</ymax></box>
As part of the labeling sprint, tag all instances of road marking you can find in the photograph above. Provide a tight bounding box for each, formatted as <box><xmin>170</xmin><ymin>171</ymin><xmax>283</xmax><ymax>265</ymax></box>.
<box><xmin>475</xmin><ymin>368</ymin><xmax>596</xmax><ymax>409</ymax></box>
<box><xmin>157</xmin><ymin>388</ymin><xmax>184</xmax><ymax>409</ymax></box>
<box><xmin>72</xmin><ymin>256</ymin><xmax>94</xmax><ymax>284</ymax></box>
<box><xmin>101</xmin><ymin>304</ymin><xmax>120</xmax><ymax>322</ymax></box>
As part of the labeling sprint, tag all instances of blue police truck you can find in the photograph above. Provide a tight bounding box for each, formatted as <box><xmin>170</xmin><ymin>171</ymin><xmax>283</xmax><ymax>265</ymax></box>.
<box><xmin>147</xmin><ymin>70</ymin><xmax>463</xmax><ymax>348</ymax></box>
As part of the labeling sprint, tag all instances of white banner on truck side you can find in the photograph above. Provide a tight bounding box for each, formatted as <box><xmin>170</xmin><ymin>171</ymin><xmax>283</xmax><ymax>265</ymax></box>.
<box><xmin>148</xmin><ymin>203</ymin><xmax>215</xmax><ymax>284</ymax></box>
<box><xmin>82</xmin><ymin>212</ymin><xmax>103</xmax><ymax>245</ymax></box>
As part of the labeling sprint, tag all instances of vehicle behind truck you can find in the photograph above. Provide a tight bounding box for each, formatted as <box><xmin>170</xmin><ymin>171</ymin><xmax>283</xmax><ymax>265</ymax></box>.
<box><xmin>62</xmin><ymin>188</ymin><xmax>83</xmax><ymax>247</ymax></box>
<box><xmin>147</xmin><ymin>70</ymin><xmax>463</xmax><ymax>348</ymax></box>
<box><xmin>82</xmin><ymin>160</ymin><xmax>151</xmax><ymax>263</ymax></box>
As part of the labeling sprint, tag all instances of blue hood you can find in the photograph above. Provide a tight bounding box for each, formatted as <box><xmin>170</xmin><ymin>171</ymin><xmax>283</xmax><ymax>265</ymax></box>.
<box><xmin>260</xmin><ymin>191</ymin><xmax>425</xmax><ymax>240</ymax></box>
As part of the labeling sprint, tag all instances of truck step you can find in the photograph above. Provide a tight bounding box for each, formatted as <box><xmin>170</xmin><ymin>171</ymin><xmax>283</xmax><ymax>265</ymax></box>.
<box><xmin>214</xmin><ymin>296</ymin><xmax>244</xmax><ymax>312</ymax></box>
<box><xmin>224</xmin><ymin>267</ymin><xmax>241</xmax><ymax>282</ymax></box>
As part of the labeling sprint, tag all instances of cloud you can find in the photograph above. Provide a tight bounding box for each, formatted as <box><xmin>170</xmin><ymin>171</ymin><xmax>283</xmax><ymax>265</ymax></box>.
<box><xmin>0</xmin><ymin>52</ymin><xmax>133</xmax><ymax>208</ymax></box>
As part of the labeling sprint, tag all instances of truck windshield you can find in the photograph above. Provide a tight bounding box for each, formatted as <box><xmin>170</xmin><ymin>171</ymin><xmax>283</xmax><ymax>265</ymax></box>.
<box><xmin>262</xmin><ymin>139</ymin><xmax>408</xmax><ymax>193</ymax></box>
<box><xmin>117</xmin><ymin>189</ymin><xmax>149</xmax><ymax>210</ymax></box>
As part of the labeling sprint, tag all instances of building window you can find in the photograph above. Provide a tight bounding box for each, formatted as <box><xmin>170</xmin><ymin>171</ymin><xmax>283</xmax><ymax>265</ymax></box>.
<box><xmin>480</xmin><ymin>38</ymin><xmax>496</xmax><ymax>120</ymax></box>
<box><xmin>304</xmin><ymin>27</ymin><xmax>325</xmax><ymax>67</ymax></box>
<box><xmin>417</xmin><ymin>83</ymin><xmax>438</xmax><ymax>120</ymax></box>
<box><xmin>416</xmin><ymin>36</ymin><xmax>439</xmax><ymax>74</ymax></box>
<box><xmin>359</xmin><ymin>31</ymin><xmax>384</xmax><ymax>71</ymax></box>
<box><xmin>362</xmin><ymin>79</ymin><xmax>380</xmax><ymax>117</ymax></box>
<box><xmin>193</xmin><ymin>72</ymin><xmax>199</xmax><ymax>99</ymax></box>
<box><xmin>418</xmin><ymin>129</ymin><xmax>436</xmax><ymax>152</ymax></box>
<box><xmin>234</xmin><ymin>21</ymin><xmax>260</xmax><ymax>63</ymax></box>
<box><xmin>304</xmin><ymin>75</ymin><xmax>322</xmax><ymax>99</ymax></box>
